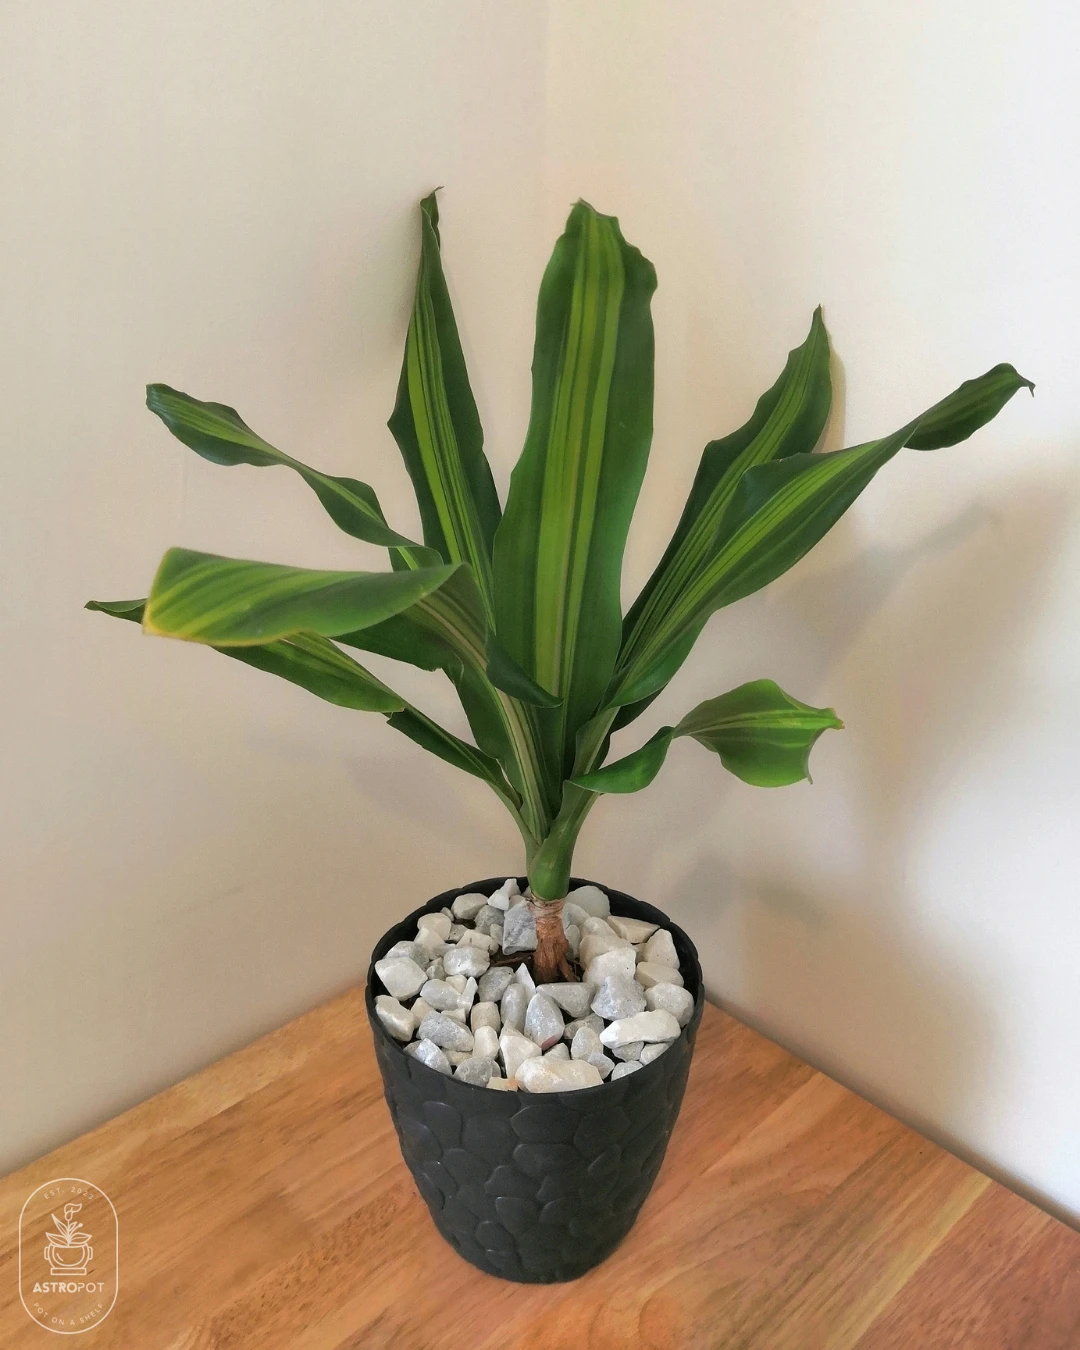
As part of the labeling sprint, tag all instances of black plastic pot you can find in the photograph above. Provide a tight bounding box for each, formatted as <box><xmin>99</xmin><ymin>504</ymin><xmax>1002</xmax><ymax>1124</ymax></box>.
<box><xmin>365</xmin><ymin>876</ymin><xmax>705</xmax><ymax>1283</ymax></box>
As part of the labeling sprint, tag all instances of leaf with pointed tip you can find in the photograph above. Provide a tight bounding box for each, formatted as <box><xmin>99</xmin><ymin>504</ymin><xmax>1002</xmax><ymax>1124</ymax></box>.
<box><xmin>387</xmin><ymin>193</ymin><xmax>501</xmax><ymax>610</ymax></box>
<box><xmin>573</xmin><ymin>679</ymin><xmax>843</xmax><ymax>793</ymax></box>
<box><xmin>620</xmin><ymin>309</ymin><xmax>831</xmax><ymax>703</ymax></box>
<box><xmin>493</xmin><ymin>201</ymin><xmax>657</xmax><ymax>780</ymax></box>
<box><xmin>145</xmin><ymin>384</ymin><xmax>427</xmax><ymax>553</ymax></box>
<box><xmin>142</xmin><ymin>548</ymin><xmax>458</xmax><ymax>646</ymax></box>
<box><xmin>611</xmin><ymin>363</ymin><xmax>1034</xmax><ymax>706</ymax></box>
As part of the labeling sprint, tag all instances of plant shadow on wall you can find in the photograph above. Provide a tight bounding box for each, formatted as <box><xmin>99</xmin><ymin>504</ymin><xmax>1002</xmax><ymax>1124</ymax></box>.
<box><xmin>633</xmin><ymin>467</ymin><xmax>1076</xmax><ymax>1159</ymax></box>
<box><xmin>86</xmin><ymin>190</ymin><xmax>1032</xmax><ymax>988</ymax></box>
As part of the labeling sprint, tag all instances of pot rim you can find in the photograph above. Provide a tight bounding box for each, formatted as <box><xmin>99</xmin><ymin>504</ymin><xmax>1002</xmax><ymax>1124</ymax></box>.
<box><xmin>365</xmin><ymin>875</ymin><xmax>704</xmax><ymax>1102</ymax></box>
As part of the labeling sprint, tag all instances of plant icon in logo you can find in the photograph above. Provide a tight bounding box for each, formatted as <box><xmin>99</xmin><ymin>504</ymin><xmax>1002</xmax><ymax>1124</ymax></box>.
<box><xmin>44</xmin><ymin>1204</ymin><xmax>93</xmax><ymax>1277</ymax></box>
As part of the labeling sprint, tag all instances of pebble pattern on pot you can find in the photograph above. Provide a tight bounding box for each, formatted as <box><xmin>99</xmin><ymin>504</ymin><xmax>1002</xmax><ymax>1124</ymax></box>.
<box><xmin>374</xmin><ymin>879</ymin><xmax>694</xmax><ymax>1093</ymax></box>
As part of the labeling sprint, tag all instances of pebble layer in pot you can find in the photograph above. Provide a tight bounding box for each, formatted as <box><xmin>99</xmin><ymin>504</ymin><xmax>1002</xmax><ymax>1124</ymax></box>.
<box><xmin>89</xmin><ymin>191</ymin><xmax>1031</xmax><ymax>1280</ymax></box>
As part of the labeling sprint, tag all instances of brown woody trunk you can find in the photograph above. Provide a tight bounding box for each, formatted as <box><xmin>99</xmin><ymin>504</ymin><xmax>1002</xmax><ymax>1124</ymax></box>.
<box><xmin>530</xmin><ymin>899</ymin><xmax>575</xmax><ymax>984</ymax></box>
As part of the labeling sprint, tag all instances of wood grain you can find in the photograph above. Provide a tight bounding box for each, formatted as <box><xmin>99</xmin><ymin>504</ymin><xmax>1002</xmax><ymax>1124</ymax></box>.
<box><xmin>2</xmin><ymin>990</ymin><xmax>1076</xmax><ymax>1349</ymax></box>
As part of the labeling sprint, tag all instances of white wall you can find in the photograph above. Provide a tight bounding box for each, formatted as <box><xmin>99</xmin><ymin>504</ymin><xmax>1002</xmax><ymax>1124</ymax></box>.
<box><xmin>549</xmin><ymin>1</ymin><xmax>1080</xmax><ymax>1222</ymax></box>
<box><xmin>3</xmin><ymin>1</ymin><xmax>1079</xmax><ymax>1224</ymax></box>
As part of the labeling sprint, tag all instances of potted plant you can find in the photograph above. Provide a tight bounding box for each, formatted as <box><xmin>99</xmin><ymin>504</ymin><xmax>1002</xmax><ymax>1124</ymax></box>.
<box><xmin>44</xmin><ymin>1204</ymin><xmax>93</xmax><ymax>1276</ymax></box>
<box><xmin>89</xmin><ymin>194</ymin><xmax>1031</xmax><ymax>1282</ymax></box>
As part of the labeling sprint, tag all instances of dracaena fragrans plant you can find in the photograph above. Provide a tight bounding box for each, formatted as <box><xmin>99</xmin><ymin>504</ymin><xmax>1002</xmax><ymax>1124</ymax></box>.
<box><xmin>89</xmin><ymin>194</ymin><xmax>1031</xmax><ymax>983</ymax></box>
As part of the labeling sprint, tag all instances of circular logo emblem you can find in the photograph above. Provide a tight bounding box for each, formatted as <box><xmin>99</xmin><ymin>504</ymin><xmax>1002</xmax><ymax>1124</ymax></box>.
<box><xmin>19</xmin><ymin>1178</ymin><xmax>118</xmax><ymax>1334</ymax></box>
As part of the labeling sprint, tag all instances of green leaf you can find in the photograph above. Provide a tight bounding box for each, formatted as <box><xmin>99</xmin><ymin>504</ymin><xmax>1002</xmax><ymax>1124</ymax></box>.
<box><xmin>143</xmin><ymin>547</ymin><xmax>458</xmax><ymax>646</ymax></box>
<box><xmin>675</xmin><ymin>679</ymin><xmax>843</xmax><ymax>786</ymax></box>
<box><xmin>484</xmin><ymin>635</ymin><xmax>561</xmax><ymax>708</ymax></box>
<box><xmin>493</xmin><ymin>200</ymin><xmax>657</xmax><ymax>776</ymax></box>
<box><xmin>387</xmin><ymin>193</ymin><xmax>502</xmax><ymax>612</ymax></box>
<box><xmin>571</xmin><ymin>725</ymin><xmax>674</xmax><ymax>793</ymax></box>
<box><xmin>572</xmin><ymin>679</ymin><xmax>843</xmax><ymax>793</ymax></box>
<box><xmin>612</xmin><ymin>362</ymin><xmax>1034</xmax><ymax>705</ymax></box>
<box><xmin>88</xmin><ymin>597</ymin><xmax>406</xmax><ymax>712</ymax></box>
<box><xmin>146</xmin><ymin>384</ymin><xmax>426</xmax><ymax>553</ymax></box>
<box><xmin>620</xmin><ymin>308</ymin><xmax>831</xmax><ymax>691</ymax></box>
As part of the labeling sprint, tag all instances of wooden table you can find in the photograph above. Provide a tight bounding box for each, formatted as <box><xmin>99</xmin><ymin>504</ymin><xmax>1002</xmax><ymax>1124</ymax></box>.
<box><xmin>2</xmin><ymin>989</ymin><xmax>1077</xmax><ymax>1349</ymax></box>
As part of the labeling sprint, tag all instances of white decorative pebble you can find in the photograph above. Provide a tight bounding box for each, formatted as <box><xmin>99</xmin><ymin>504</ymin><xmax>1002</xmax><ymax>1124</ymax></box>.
<box><xmin>565</xmin><ymin>924</ymin><xmax>581</xmax><ymax>958</ymax></box>
<box><xmin>581</xmin><ymin>916</ymin><xmax>616</xmax><ymax>937</ymax></box>
<box><xmin>588</xmin><ymin>1052</ymin><xmax>615</xmax><ymax>1079</ymax></box>
<box><xmin>514</xmin><ymin>963</ymin><xmax>537</xmax><ymax>999</ymax></box>
<box><xmin>583</xmin><ymin>947</ymin><xmax>637</xmax><ymax>986</ymax></box>
<box><xmin>425</xmin><ymin>959</ymin><xmax>446</xmax><ymax>982</ymax></box>
<box><xmin>410</xmin><ymin>997</ymin><xmax>434</xmax><ymax>1024</ymax></box>
<box><xmin>579</xmin><ymin>932</ymin><xmax>633</xmax><ymax>968</ymax></box>
<box><xmin>536</xmin><ymin>982</ymin><xmax>595</xmax><ymax>1019</ymax></box>
<box><xmin>544</xmin><ymin>1042</ymin><xmax>571</xmax><ymax>1061</ymax></box>
<box><xmin>385</xmin><ymin>940</ymin><xmax>424</xmax><ymax>964</ymax></box>
<box><xmin>420</xmin><ymin>979</ymin><xmax>461</xmax><ymax>1012</ymax></box>
<box><xmin>472</xmin><ymin>1025</ymin><xmax>500</xmax><ymax>1060</ymax></box>
<box><xmin>645</xmin><ymin>983</ymin><xmax>694</xmax><ymax>1027</ymax></box>
<box><xmin>599</xmin><ymin>1009</ymin><xmax>681</xmax><ymax>1048</ymax></box>
<box><xmin>486</xmin><ymin>1076</ymin><xmax>518</xmax><ymax>1091</ymax></box>
<box><xmin>517</xmin><ymin>1058</ymin><xmax>603</xmax><ymax>1093</ymax></box>
<box><xmin>374</xmin><ymin>995</ymin><xmax>416</xmax><ymax>1042</ymax></box>
<box><xmin>491</xmin><ymin>924</ymin><xmax>503</xmax><ymax>947</ymax></box>
<box><xmin>561</xmin><ymin>902</ymin><xmax>590</xmax><ymax>932</ymax></box>
<box><xmin>448</xmin><ymin>923</ymin><xmax>466</xmax><ymax>940</ymax></box>
<box><xmin>478</xmin><ymin>966</ymin><xmax>514</xmax><ymax>1003</ymax></box>
<box><xmin>472</xmin><ymin>904</ymin><xmax>503</xmax><ymax>935</ymax></box>
<box><xmin>566</xmin><ymin>884</ymin><xmax>610</xmax><ymax>918</ymax></box>
<box><xmin>564</xmin><ymin>1013</ymin><xmax>604</xmax><ymax>1041</ymax></box>
<box><xmin>591</xmin><ymin>973</ymin><xmax>647</xmax><ymax>1020</ymax></box>
<box><xmin>524</xmin><ymin>993</ymin><xmax>564</xmax><ymax>1050</ymax></box>
<box><xmin>454</xmin><ymin>1056</ymin><xmax>494</xmax><ymax>1087</ymax></box>
<box><xmin>443</xmin><ymin>1007</ymin><xmax>466</xmax><ymax>1024</ymax></box>
<box><xmin>607</xmin><ymin>914</ymin><xmax>659</xmax><ymax>943</ymax></box>
<box><xmin>611</xmin><ymin>1060</ymin><xmax>642</xmax><ymax>1080</ymax></box>
<box><xmin>612</xmin><ymin>1041</ymin><xmax>645</xmax><ymax>1062</ymax></box>
<box><xmin>470</xmin><ymin>1001</ymin><xmax>501</xmax><ymax>1033</ymax></box>
<box><xmin>458</xmin><ymin>976</ymin><xmax>478</xmax><ymax>1011</ymax></box>
<box><xmin>487</xmin><ymin>877</ymin><xmax>520</xmax><ymax>911</ymax></box>
<box><xmin>375</xmin><ymin>956</ymin><xmax>428</xmax><ymax>1001</ymax></box>
<box><xmin>640</xmin><ymin>1042</ymin><xmax>670</xmax><ymax>1064</ymax></box>
<box><xmin>570</xmin><ymin>1025</ymin><xmax>603</xmax><ymax>1060</ymax></box>
<box><xmin>641</xmin><ymin>928</ymin><xmax>679</xmax><ymax>969</ymax></box>
<box><xmin>502</xmin><ymin>904</ymin><xmax>538</xmax><ymax>954</ymax></box>
<box><xmin>500</xmin><ymin>981</ymin><xmax>528</xmax><ymax>1032</ymax></box>
<box><xmin>635</xmin><ymin>961</ymin><xmax>684</xmax><ymax>989</ymax></box>
<box><xmin>411</xmin><ymin>1039</ymin><xmax>452</xmax><ymax>1075</ymax></box>
<box><xmin>418</xmin><ymin>1013</ymin><xmax>475</xmax><ymax>1053</ymax></box>
<box><xmin>457</xmin><ymin>928</ymin><xmax>498</xmax><ymax>953</ymax></box>
<box><xmin>446</xmin><ymin>1049</ymin><xmax>472</xmax><ymax>1066</ymax></box>
<box><xmin>451</xmin><ymin>892</ymin><xmax>489</xmax><ymax>921</ymax></box>
<box><xmin>443</xmin><ymin>946</ymin><xmax>490</xmax><ymax>978</ymax></box>
<box><xmin>444</xmin><ymin>973</ymin><xmax>467</xmax><ymax>993</ymax></box>
<box><xmin>500</xmin><ymin>1028</ymin><xmax>542</xmax><ymax>1081</ymax></box>
<box><xmin>417</xmin><ymin>912</ymin><xmax>452</xmax><ymax>940</ymax></box>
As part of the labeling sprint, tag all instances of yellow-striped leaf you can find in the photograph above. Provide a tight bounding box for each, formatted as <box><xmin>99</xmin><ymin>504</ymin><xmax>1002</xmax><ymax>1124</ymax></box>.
<box><xmin>493</xmin><ymin>201</ymin><xmax>657</xmax><ymax>780</ymax></box>
<box><xmin>612</xmin><ymin>362</ymin><xmax>1033</xmax><ymax>705</ymax></box>
<box><xmin>387</xmin><ymin>193</ymin><xmax>502</xmax><ymax>612</ymax></box>
<box><xmin>142</xmin><ymin>548</ymin><xmax>458</xmax><ymax>646</ymax></box>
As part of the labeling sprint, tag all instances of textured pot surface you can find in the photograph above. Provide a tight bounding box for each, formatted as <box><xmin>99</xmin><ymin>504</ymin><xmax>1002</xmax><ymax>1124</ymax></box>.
<box><xmin>365</xmin><ymin>877</ymin><xmax>705</xmax><ymax>1283</ymax></box>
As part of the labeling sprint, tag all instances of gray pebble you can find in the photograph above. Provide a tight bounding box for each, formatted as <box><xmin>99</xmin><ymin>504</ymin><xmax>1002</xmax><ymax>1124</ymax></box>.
<box><xmin>500</xmin><ymin>980</ymin><xmax>529</xmax><ymax>1032</ymax></box>
<box><xmin>425</xmin><ymin>958</ymin><xmax>446</xmax><ymax>982</ymax></box>
<box><xmin>472</xmin><ymin>904</ymin><xmax>504</xmax><ymax>935</ymax></box>
<box><xmin>564</xmin><ymin>1013</ymin><xmax>604</xmax><ymax>1041</ymax></box>
<box><xmin>611</xmin><ymin>1060</ymin><xmax>642</xmax><ymax>1080</ymax></box>
<box><xmin>570</xmin><ymin>1025</ymin><xmax>603</xmax><ymax>1060</ymax></box>
<box><xmin>420</xmin><ymin>978</ymin><xmax>462</xmax><ymax>1012</ymax></box>
<box><xmin>645</xmin><ymin>983</ymin><xmax>694</xmax><ymax>1027</ymax></box>
<box><xmin>470</xmin><ymin>1001</ymin><xmax>501</xmax><ymax>1032</ymax></box>
<box><xmin>410</xmin><ymin>1039</ymin><xmax>452</xmax><ymax>1075</ymax></box>
<box><xmin>478</xmin><ymin>965</ymin><xmax>514</xmax><ymax>1003</ymax></box>
<box><xmin>417</xmin><ymin>1013</ymin><xmax>474</xmax><ymax>1053</ymax></box>
<box><xmin>501</xmin><ymin>904</ymin><xmax>538</xmax><ymax>954</ymax></box>
<box><xmin>612</xmin><ymin>1041</ymin><xmax>645</xmax><ymax>1062</ymax></box>
<box><xmin>588</xmin><ymin>1052</ymin><xmax>615</xmax><ymax>1079</ymax></box>
<box><xmin>640</xmin><ymin>1042</ymin><xmax>670</xmax><ymax>1064</ymax></box>
<box><xmin>454</xmin><ymin>1056</ymin><xmax>495</xmax><ymax>1086</ymax></box>
<box><xmin>384</xmin><ymin>940</ymin><xmax>424</xmax><ymax>964</ymax></box>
